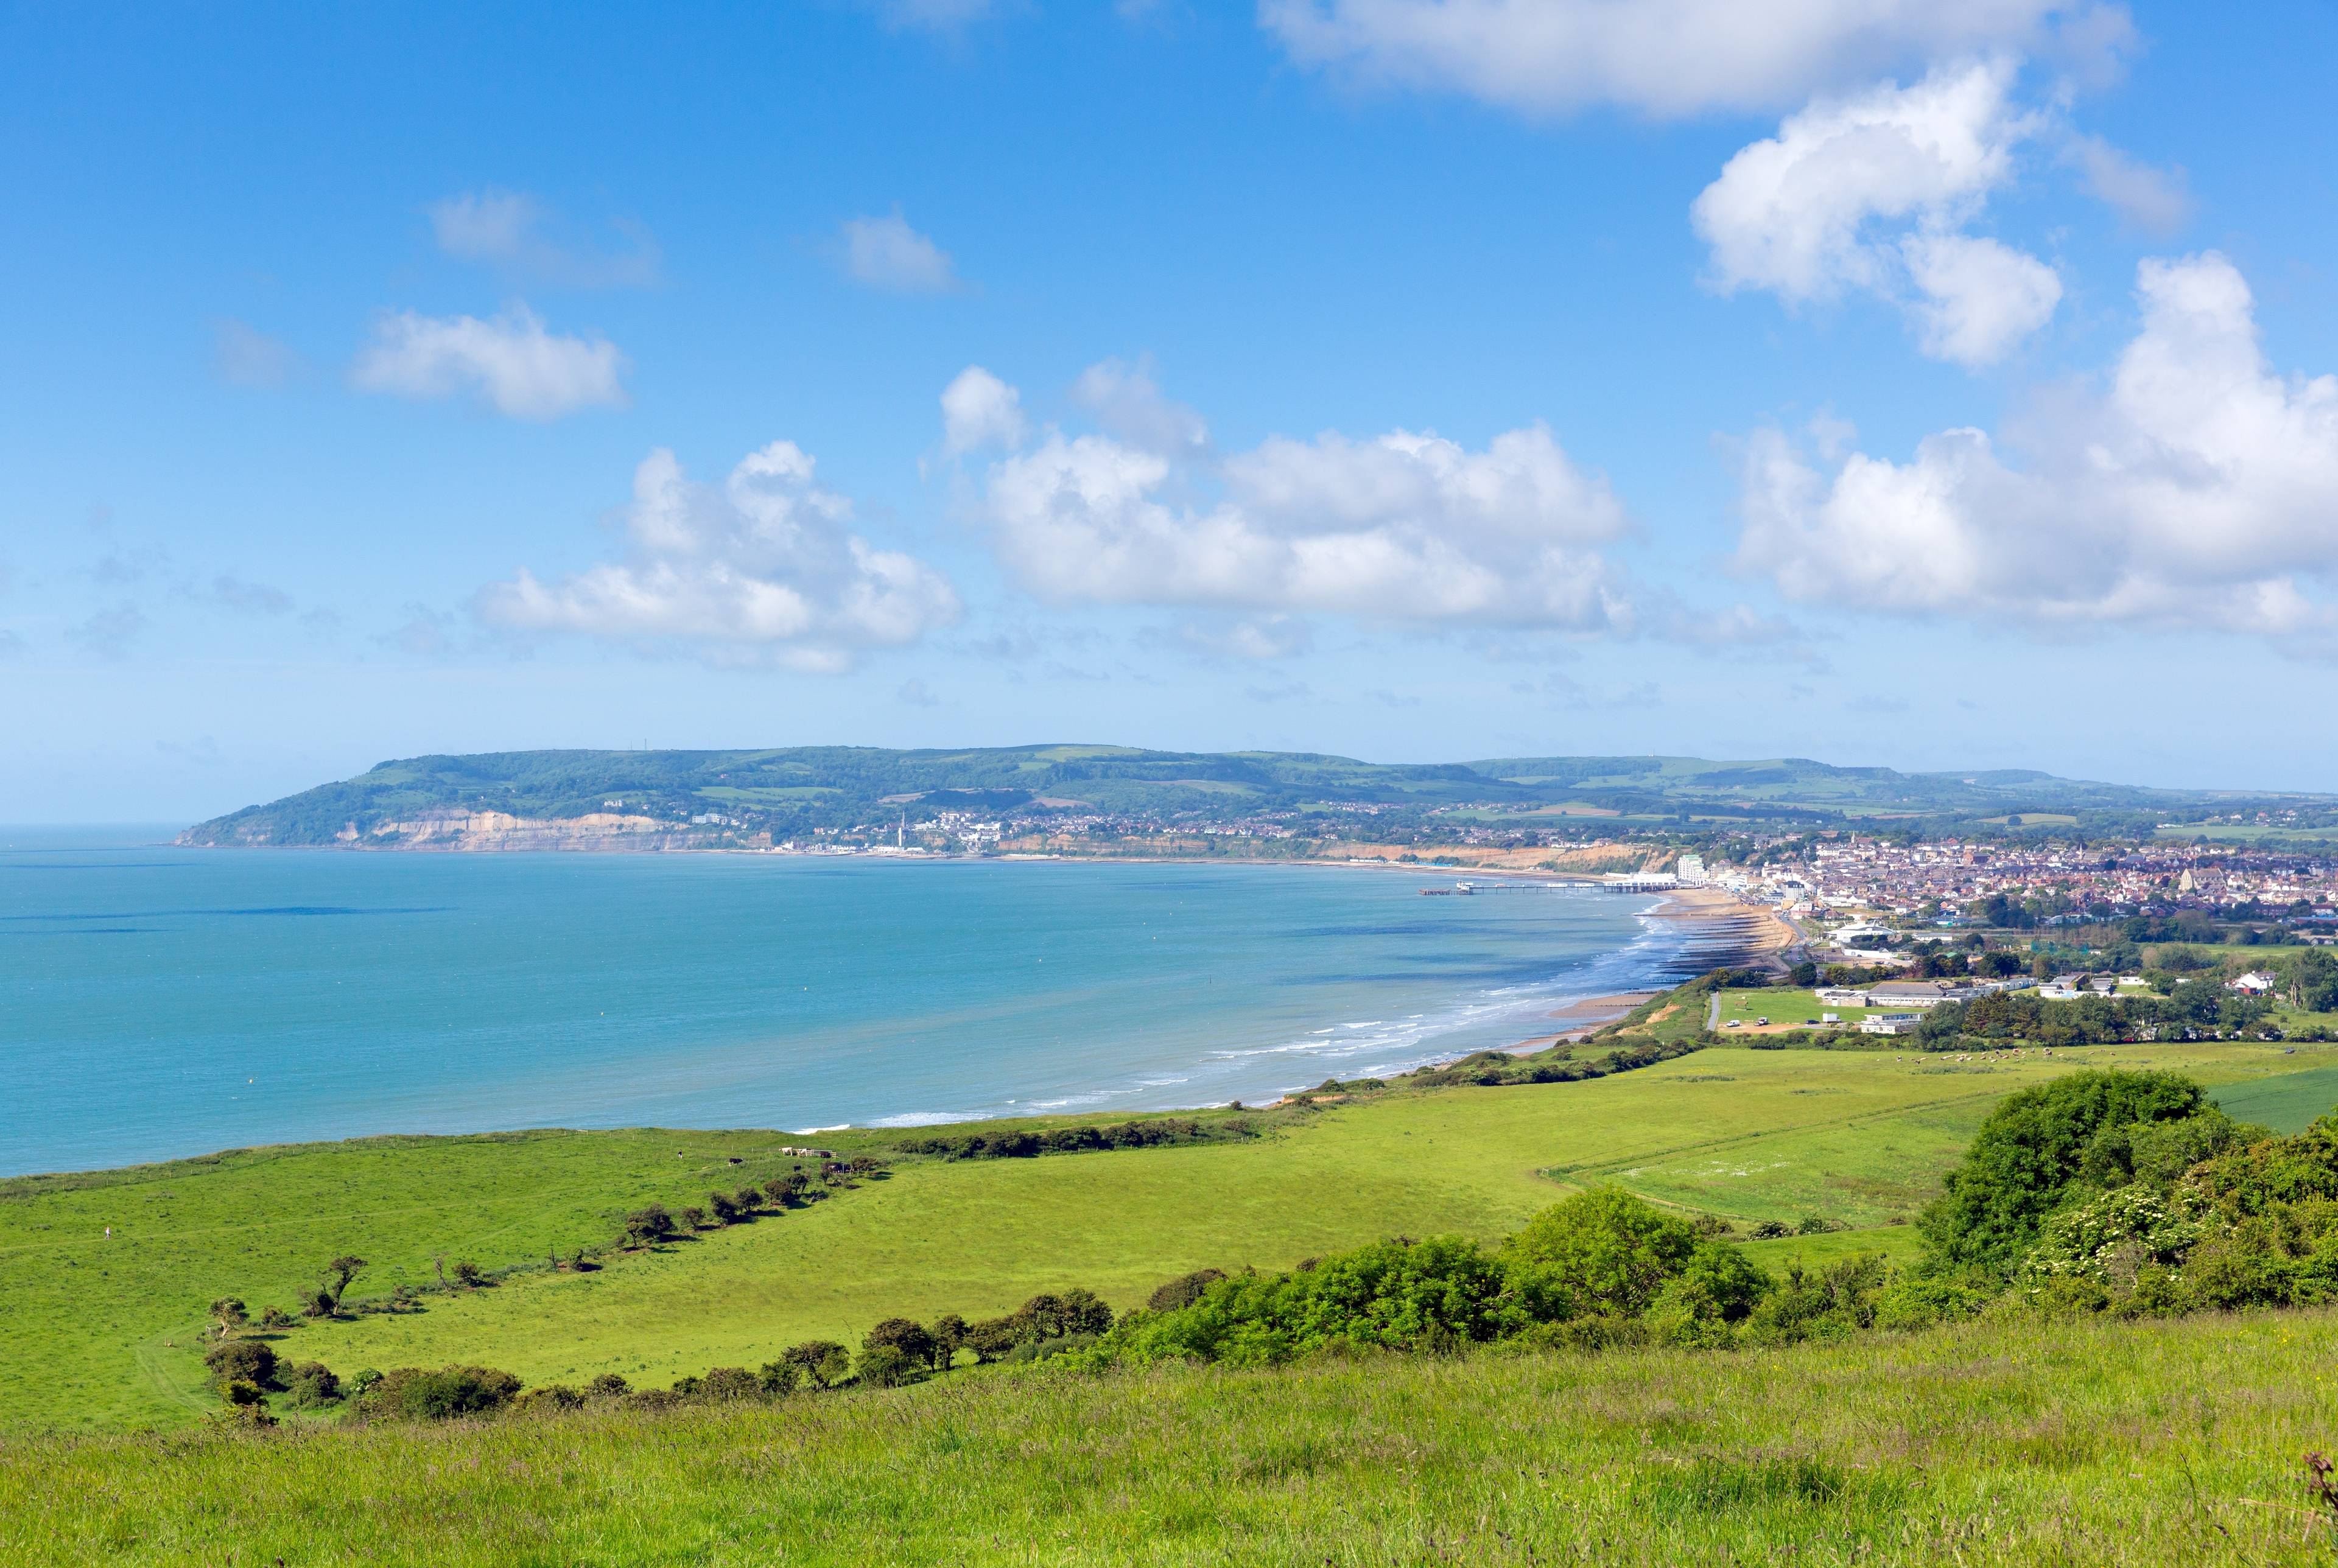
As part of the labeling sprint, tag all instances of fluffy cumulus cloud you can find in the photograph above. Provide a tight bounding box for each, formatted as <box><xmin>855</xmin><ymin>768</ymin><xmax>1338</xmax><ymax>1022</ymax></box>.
<box><xmin>1692</xmin><ymin>58</ymin><xmax>2059</xmax><ymax>366</ymax></box>
<box><xmin>351</xmin><ymin>306</ymin><xmax>628</xmax><ymax>419</ymax></box>
<box><xmin>940</xmin><ymin>366</ymin><xmax>1027</xmax><ymax>454</ymax></box>
<box><xmin>836</xmin><ymin>211</ymin><xmax>961</xmax><ymax>293</ymax></box>
<box><xmin>477</xmin><ymin>441</ymin><xmax>960</xmax><ymax>670</ymax></box>
<box><xmin>1735</xmin><ymin>253</ymin><xmax>2338</xmax><ymax>642</ymax></box>
<box><xmin>951</xmin><ymin>365</ymin><xmax>1632</xmax><ymax>629</ymax></box>
<box><xmin>1262</xmin><ymin>0</ymin><xmax>2123</xmax><ymax>118</ymax></box>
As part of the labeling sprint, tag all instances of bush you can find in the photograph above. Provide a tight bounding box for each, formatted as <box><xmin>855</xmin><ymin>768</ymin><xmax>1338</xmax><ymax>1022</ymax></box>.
<box><xmin>1109</xmin><ymin>1236</ymin><xmax>1517</xmax><ymax>1365</ymax></box>
<box><xmin>695</xmin><ymin>1366</ymin><xmax>762</xmax><ymax>1402</ymax></box>
<box><xmin>624</xmin><ymin>1204</ymin><xmax>678</xmax><ymax>1245</ymax></box>
<box><xmin>203</xmin><ymin>1339</ymin><xmax>279</xmax><ymax>1391</ymax></box>
<box><xmin>1014</xmin><ymin>1288</ymin><xmax>1114</xmax><ymax>1342</ymax></box>
<box><xmin>283</xmin><ymin>1361</ymin><xmax>342</xmax><ymax>1407</ymax></box>
<box><xmin>216</xmin><ymin>1379</ymin><xmax>275</xmax><ymax>1427</ymax></box>
<box><xmin>863</xmin><ymin>1317</ymin><xmax>937</xmax><ymax>1372</ymax></box>
<box><xmin>1920</xmin><ymin>1069</ymin><xmax>2208</xmax><ymax>1273</ymax></box>
<box><xmin>1148</xmin><ymin>1267</ymin><xmax>1228</xmax><ymax>1314</ymax></box>
<box><xmin>857</xmin><ymin>1344</ymin><xmax>921</xmax><ymax>1387</ymax></box>
<box><xmin>586</xmin><ymin>1373</ymin><xmax>629</xmax><ymax>1399</ymax></box>
<box><xmin>357</xmin><ymin>1365</ymin><xmax>522</xmax><ymax>1421</ymax></box>
<box><xmin>1500</xmin><ymin>1187</ymin><xmax>1703</xmax><ymax>1321</ymax></box>
<box><xmin>781</xmin><ymin>1340</ymin><xmax>851</xmax><ymax>1390</ymax></box>
<box><xmin>450</xmin><ymin>1260</ymin><xmax>483</xmax><ymax>1287</ymax></box>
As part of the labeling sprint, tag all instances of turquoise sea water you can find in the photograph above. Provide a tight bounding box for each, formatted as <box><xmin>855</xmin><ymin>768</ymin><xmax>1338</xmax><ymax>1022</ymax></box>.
<box><xmin>0</xmin><ymin>828</ymin><xmax>1705</xmax><ymax>1177</ymax></box>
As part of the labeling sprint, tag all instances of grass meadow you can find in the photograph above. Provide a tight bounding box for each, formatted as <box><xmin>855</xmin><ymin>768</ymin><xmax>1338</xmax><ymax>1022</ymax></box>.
<box><xmin>5</xmin><ymin>1038</ymin><xmax>2323</xmax><ymax>1435</ymax></box>
<box><xmin>5</xmin><ymin>1309</ymin><xmax>2336</xmax><ymax>1566</ymax></box>
<box><xmin>1715</xmin><ymin>987</ymin><xmax>1890</xmax><ymax>1029</ymax></box>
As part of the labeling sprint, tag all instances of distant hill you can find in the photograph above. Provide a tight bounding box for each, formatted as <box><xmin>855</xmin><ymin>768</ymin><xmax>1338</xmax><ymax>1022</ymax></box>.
<box><xmin>179</xmin><ymin>746</ymin><xmax>2338</xmax><ymax>849</ymax></box>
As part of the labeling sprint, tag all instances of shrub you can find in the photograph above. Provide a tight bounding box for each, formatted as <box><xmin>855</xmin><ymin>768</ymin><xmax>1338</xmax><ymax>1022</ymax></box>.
<box><xmin>857</xmin><ymin>1344</ymin><xmax>921</xmax><ymax>1387</ymax></box>
<box><xmin>1148</xmin><ymin>1267</ymin><xmax>1227</xmax><ymax>1314</ymax></box>
<box><xmin>216</xmin><ymin>1379</ymin><xmax>275</xmax><ymax>1427</ymax></box>
<box><xmin>624</xmin><ymin>1204</ymin><xmax>679</xmax><ymax>1245</ymax></box>
<box><xmin>757</xmin><ymin>1360</ymin><xmax>802</xmax><ymax>1395</ymax></box>
<box><xmin>781</xmin><ymin>1340</ymin><xmax>851</xmax><ymax>1390</ymax></box>
<box><xmin>863</xmin><ymin>1317</ymin><xmax>937</xmax><ymax>1373</ymax></box>
<box><xmin>357</xmin><ymin>1365</ymin><xmax>522</xmax><ymax>1421</ymax></box>
<box><xmin>258</xmin><ymin>1305</ymin><xmax>295</xmax><ymax>1329</ymax></box>
<box><xmin>706</xmin><ymin>1191</ymin><xmax>741</xmax><ymax>1225</ymax></box>
<box><xmin>1500</xmin><ymin>1187</ymin><xmax>1704</xmax><ymax>1321</ymax></box>
<box><xmin>203</xmin><ymin>1339</ymin><xmax>279</xmax><ymax>1391</ymax></box>
<box><xmin>1920</xmin><ymin>1069</ymin><xmax>2207</xmax><ymax>1273</ymax></box>
<box><xmin>283</xmin><ymin>1361</ymin><xmax>342</xmax><ymax>1407</ymax></box>
<box><xmin>208</xmin><ymin>1297</ymin><xmax>248</xmax><ymax>1339</ymax></box>
<box><xmin>1014</xmin><ymin>1288</ymin><xmax>1114</xmax><ymax>1342</ymax></box>
<box><xmin>586</xmin><ymin>1373</ymin><xmax>629</xmax><ymax>1399</ymax></box>
<box><xmin>961</xmin><ymin>1316</ymin><xmax>1023</xmax><ymax>1363</ymax></box>
<box><xmin>450</xmin><ymin>1260</ymin><xmax>483</xmax><ymax>1287</ymax></box>
<box><xmin>1109</xmin><ymin>1236</ymin><xmax>1517</xmax><ymax>1365</ymax></box>
<box><xmin>696</xmin><ymin>1366</ymin><xmax>762</xmax><ymax>1402</ymax></box>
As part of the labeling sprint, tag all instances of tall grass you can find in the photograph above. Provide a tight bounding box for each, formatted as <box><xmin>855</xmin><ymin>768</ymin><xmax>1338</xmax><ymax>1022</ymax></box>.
<box><xmin>6</xmin><ymin>1308</ymin><xmax>2334</xmax><ymax>1565</ymax></box>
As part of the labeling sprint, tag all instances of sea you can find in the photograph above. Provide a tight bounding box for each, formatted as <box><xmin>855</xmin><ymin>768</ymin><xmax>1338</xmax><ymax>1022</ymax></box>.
<box><xmin>0</xmin><ymin>827</ymin><xmax>1715</xmax><ymax>1178</ymax></box>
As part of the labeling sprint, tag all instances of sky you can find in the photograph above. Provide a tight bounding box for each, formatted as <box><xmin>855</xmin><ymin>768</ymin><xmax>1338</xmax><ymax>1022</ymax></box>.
<box><xmin>3</xmin><ymin>0</ymin><xmax>2336</xmax><ymax>821</ymax></box>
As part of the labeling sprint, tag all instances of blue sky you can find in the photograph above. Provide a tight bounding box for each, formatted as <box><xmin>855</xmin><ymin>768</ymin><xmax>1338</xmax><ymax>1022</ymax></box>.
<box><xmin>4</xmin><ymin>0</ymin><xmax>2336</xmax><ymax>820</ymax></box>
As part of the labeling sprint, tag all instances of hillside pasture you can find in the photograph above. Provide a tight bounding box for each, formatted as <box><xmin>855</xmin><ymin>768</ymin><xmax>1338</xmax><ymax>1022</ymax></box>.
<box><xmin>4</xmin><ymin>1309</ymin><xmax>2335</xmax><ymax>1566</ymax></box>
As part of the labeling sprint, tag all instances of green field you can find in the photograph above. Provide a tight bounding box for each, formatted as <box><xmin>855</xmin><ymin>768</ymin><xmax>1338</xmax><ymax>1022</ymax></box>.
<box><xmin>2212</xmin><ymin>1060</ymin><xmax>2338</xmax><ymax>1133</ymax></box>
<box><xmin>1715</xmin><ymin>987</ymin><xmax>1889</xmax><ymax>1029</ymax></box>
<box><xmin>4</xmin><ymin>1038</ymin><xmax>2314</xmax><ymax>1435</ymax></box>
<box><xmin>5</xmin><ymin>1309</ymin><xmax>2334</xmax><ymax>1566</ymax></box>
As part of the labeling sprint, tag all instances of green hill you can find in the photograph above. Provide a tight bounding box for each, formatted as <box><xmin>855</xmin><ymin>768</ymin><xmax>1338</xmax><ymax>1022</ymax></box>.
<box><xmin>6</xmin><ymin>1308</ymin><xmax>2331</xmax><ymax>1566</ymax></box>
<box><xmin>179</xmin><ymin>745</ymin><xmax>2338</xmax><ymax>847</ymax></box>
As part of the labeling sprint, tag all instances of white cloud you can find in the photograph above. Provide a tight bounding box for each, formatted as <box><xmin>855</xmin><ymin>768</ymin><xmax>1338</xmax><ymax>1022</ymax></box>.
<box><xmin>1071</xmin><ymin>358</ymin><xmax>1209</xmax><ymax>456</ymax></box>
<box><xmin>2065</xmin><ymin>134</ymin><xmax>2191</xmax><ymax>234</ymax></box>
<box><xmin>1900</xmin><ymin>232</ymin><xmax>2062</xmax><ymax>367</ymax></box>
<box><xmin>1692</xmin><ymin>59</ymin><xmax>2059</xmax><ymax>367</ymax></box>
<box><xmin>941</xmin><ymin>366</ymin><xmax>1027</xmax><ymax>454</ymax></box>
<box><xmin>1262</xmin><ymin>0</ymin><xmax>2124</xmax><ymax>118</ymax></box>
<box><xmin>962</xmin><ymin>366</ymin><xmax>1632</xmax><ymax>629</ymax></box>
<box><xmin>351</xmin><ymin>305</ymin><xmax>628</xmax><ymax>420</ymax></box>
<box><xmin>837</xmin><ymin>211</ymin><xmax>961</xmax><ymax>294</ymax></box>
<box><xmin>1735</xmin><ymin>253</ymin><xmax>2338</xmax><ymax>641</ymax></box>
<box><xmin>213</xmin><ymin>320</ymin><xmax>300</xmax><ymax>388</ymax></box>
<box><xmin>428</xmin><ymin>190</ymin><xmax>659</xmax><ymax>288</ymax></box>
<box><xmin>477</xmin><ymin>439</ymin><xmax>960</xmax><ymax>670</ymax></box>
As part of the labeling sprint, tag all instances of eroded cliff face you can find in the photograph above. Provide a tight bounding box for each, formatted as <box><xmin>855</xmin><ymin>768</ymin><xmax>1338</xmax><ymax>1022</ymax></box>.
<box><xmin>197</xmin><ymin>812</ymin><xmax>767</xmax><ymax>852</ymax></box>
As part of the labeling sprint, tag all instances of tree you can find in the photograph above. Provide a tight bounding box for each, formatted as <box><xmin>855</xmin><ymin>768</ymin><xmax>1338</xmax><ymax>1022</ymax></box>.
<box><xmin>1788</xmin><ymin>961</ymin><xmax>1819</xmax><ymax>987</ymax></box>
<box><xmin>323</xmin><ymin>1255</ymin><xmax>367</xmax><ymax>1314</ymax></box>
<box><xmin>927</xmin><ymin>1313</ymin><xmax>969</xmax><ymax>1370</ymax></box>
<box><xmin>1013</xmin><ymin>1288</ymin><xmax>1113</xmax><ymax>1342</ymax></box>
<box><xmin>781</xmin><ymin>1340</ymin><xmax>850</xmax><ymax>1390</ymax></box>
<box><xmin>732</xmin><ymin>1186</ymin><xmax>763</xmax><ymax>1214</ymax></box>
<box><xmin>857</xmin><ymin>1343</ymin><xmax>919</xmax><ymax>1387</ymax></box>
<box><xmin>624</xmin><ymin>1204</ymin><xmax>679</xmax><ymax>1245</ymax></box>
<box><xmin>204</xmin><ymin>1339</ymin><xmax>280</xmax><ymax>1390</ymax></box>
<box><xmin>961</xmin><ymin>1316</ymin><xmax>1023</xmax><ymax>1363</ymax></box>
<box><xmin>208</xmin><ymin>1297</ymin><xmax>248</xmax><ymax>1340</ymax></box>
<box><xmin>863</xmin><ymin>1317</ymin><xmax>936</xmax><ymax>1372</ymax></box>
<box><xmin>706</xmin><ymin>1191</ymin><xmax>741</xmax><ymax>1225</ymax></box>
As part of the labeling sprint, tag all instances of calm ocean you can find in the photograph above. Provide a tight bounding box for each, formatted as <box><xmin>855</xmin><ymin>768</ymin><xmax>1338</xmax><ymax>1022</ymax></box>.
<box><xmin>0</xmin><ymin>828</ymin><xmax>1701</xmax><ymax>1177</ymax></box>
